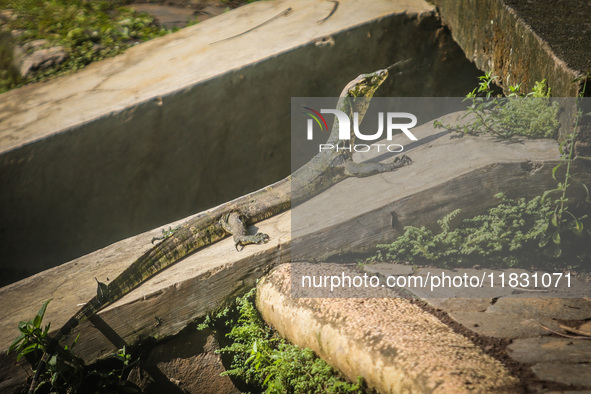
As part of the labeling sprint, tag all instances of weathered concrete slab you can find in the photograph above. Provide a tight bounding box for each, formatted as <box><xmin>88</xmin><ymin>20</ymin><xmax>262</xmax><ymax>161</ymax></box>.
<box><xmin>487</xmin><ymin>298</ymin><xmax>591</xmax><ymax>321</ymax></box>
<box><xmin>0</xmin><ymin>111</ymin><xmax>572</xmax><ymax>385</ymax></box>
<box><xmin>291</xmin><ymin>110</ymin><xmax>567</xmax><ymax>262</ymax></box>
<box><xmin>431</xmin><ymin>0</ymin><xmax>589</xmax><ymax>146</ymax></box>
<box><xmin>0</xmin><ymin>210</ymin><xmax>290</xmax><ymax>392</ymax></box>
<box><xmin>364</xmin><ymin>264</ymin><xmax>590</xmax><ymax>302</ymax></box>
<box><xmin>256</xmin><ymin>263</ymin><xmax>521</xmax><ymax>393</ymax></box>
<box><xmin>1</xmin><ymin>111</ymin><xmax>579</xmax><ymax>390</ymax></box>
<box><xmin>509</xmin><ymin>338</ymin><xmax>591</xmax><ymax>364</ymax></box>
<box><xmin>446</xmin><ymin>311</ymin><xmax>558</xmax><ymax>340</ymax></box>
<box><xmin>0</xmin><ymin>0</ymin><xmax>482</xmax><ymax>285</ymax></box>
<box><xmin>126</xmin><ymin>328</ymin><xmax>241</xmax><ymax>393</ymax></box>
<box><xmin>581</xmin><ymin>322</ymin><xmax>591</xmax><ymax>335</ymax></box>
<box><xmin>364</xmin><ymin>265</ymin><xmax>591</xmax><ymax>388</ymax></box>
<box><xmin>531</xmin><ymin>364</ymin><xmax>591</xmax><ymax>389</ymax></box>
<box><xmin>128</xmin><ymin>3</ymin><xmax>198</xmax><ymax>28</ymax></box>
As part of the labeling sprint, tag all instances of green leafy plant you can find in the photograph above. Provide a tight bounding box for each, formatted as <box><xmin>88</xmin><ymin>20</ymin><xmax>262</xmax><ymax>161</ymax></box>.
<box><xmin>541</xmin><ymin>74</ymin><xmax>591</xmax><ymax>257</ymax></box>
<box><xmin>84</xmin><ymin>346</ymin><xmax>140</xmax><ymax>393</ymax></box>
<box><xmin>386</xmin><ymin>74</ymin><xmax>590</xmax><ymax>270</ymax></box>
<box><xmin>9</xmin><ymin>299</ymin><xmax>86</xmax><ymax>393</ymax></box>
<box><xmin>199</xmin><ymin>288</ymin><xmax>365</xmax><ymax>393</ymax></box>
<box><xmin>9</xmin><ymin>299</ymin><xmax>54</xmax><ymax>362</ymax></box>
<box><xmin>434</xmin><ymin>73</ymin><xmax>559</xmax><ymax>139</ymax></box>
<box><xmin>9</xmin><ymin>299</ymin><xmax>140</xmax><ymax>393</ymax></box>
<box><xmin>371</xmin><ymin>194</ymin><xmax>563</xmax><ymax>268</ymax></box>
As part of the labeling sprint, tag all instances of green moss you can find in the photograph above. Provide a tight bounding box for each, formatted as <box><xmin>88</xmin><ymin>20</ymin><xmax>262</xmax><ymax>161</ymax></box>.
<box><xmin>369</xmin><ymin>194</ymin><xmax>590</xmax><ymax>270</ymax></box>
<box><xmin>199</xmin><ymin>288</ymin><xmax>366</xmax><ymax>393</ymax></box>
<box><xmin>0</xmin><ymin>0</ymin><xmax>170</xmax><ymax>93</ymax></box>
<box><xmin>424</xmin><ymin>74</ymin><xmax>591</xmax><ymax>270</ymax></box>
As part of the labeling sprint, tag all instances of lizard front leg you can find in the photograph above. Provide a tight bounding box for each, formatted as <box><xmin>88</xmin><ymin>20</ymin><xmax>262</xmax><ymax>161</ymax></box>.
<box><xmin>343</xmin><ymin>155</ymin><xmax>412</xmax><ymax>178</ymax></box>
<box><xmin>220</xmin><ymin>212</ymin><xmax>270</xmax><ymax>251</ymax></box>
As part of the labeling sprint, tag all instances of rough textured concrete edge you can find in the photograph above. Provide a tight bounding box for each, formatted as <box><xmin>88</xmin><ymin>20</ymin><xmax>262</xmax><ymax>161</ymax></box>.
<box><xmin>431</xmin><ymin>0</ymin><xmax>583</xmax><ymax>98</ymax></box>
<box><xmin>256</xmin><ymin>263</ymin><xmax>522</xmax><ymax>393</ymax></box>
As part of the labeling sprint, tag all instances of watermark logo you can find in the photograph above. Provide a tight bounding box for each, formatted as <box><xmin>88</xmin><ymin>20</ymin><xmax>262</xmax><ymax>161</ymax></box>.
<box><xmin>302</xmin><ymin>107</ymin><xmax>329</xmax><ymax>139</ymax></box>
<box><xmin>303</xmin><ymin>107</ymin><xmax>418</xmax><ymax>153</ymax></box>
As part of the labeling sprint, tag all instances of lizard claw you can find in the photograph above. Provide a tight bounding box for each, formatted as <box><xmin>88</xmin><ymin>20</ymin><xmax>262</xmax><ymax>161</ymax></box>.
<box><xmin>234</xmin><ymin>233</ymin><xmax>270</xmax><ymax>251</ymax></box>
<box><xmin>151</xmin><ymin>226</ymin><xmax>180</xmax><ymax>244</ymax></box>
<box><xmin>252</xmin><ymin>232</ymin><xmax>270</xmax><ymax>244</ymax></box>
<box><xmin>391</xmin><ymin>155</ymin><xmax>412</xmax><ymax>169</ymax></box>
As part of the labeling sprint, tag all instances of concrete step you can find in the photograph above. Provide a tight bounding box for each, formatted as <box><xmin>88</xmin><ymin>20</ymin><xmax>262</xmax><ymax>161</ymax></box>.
<box><xmin>0</xmin><ymin>110</ymin><xmax>579</xmax><ymax>392</ymax></box>
<box><xmin>0</xmin><ymin>0</ymin><xmax>481</xmax><ymax>285</ymax></box>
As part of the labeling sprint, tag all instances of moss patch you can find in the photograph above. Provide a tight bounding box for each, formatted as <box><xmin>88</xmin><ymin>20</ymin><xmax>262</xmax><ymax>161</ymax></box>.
<box><xmin>0</xmin><ymin>0</ymin><xmax>170</xmax><ymax>93</ymax></box>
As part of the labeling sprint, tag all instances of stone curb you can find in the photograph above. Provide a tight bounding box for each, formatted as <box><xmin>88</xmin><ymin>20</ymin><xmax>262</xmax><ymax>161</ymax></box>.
<box><xmin>256</xmin><ymin>263</ymin><xmax>522</xmax><ymax>393</ymax></box>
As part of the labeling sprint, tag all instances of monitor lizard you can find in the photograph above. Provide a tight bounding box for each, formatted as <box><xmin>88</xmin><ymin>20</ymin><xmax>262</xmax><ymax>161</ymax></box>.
<box><xmin>28</xmin><ymin>61</ymin><xmax>412</xmax><ymax>393</ymax></box>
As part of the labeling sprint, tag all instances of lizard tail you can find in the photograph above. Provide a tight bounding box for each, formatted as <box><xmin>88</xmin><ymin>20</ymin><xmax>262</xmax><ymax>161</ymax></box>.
<box><xmin>28</xmin><ymin>352</ymin><xmax>49</xmax><ymax>394</ymax></box>
<box><xmin>28</xmin><ymin>296</ymin><xmax>101</xmax><ymax>393</ymax></box>
<box><xmin>27</xmin><ymin>234</ymin><xmax>198</xmax><ymax>392</ymax></box>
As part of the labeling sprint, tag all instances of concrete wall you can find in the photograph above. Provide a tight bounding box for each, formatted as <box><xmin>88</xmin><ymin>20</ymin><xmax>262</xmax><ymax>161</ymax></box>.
<box><xmin>0</xmin><ymin>0</ymin><xmax>481</xmax><ymax>285</ymax></box>
<box><xmin>432</xmin><ymin>0</ymin><xmax>583</xmax><ymax>98</ymax></box>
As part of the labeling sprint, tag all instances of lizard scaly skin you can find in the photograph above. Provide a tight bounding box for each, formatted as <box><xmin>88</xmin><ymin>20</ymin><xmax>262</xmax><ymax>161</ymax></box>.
<box><xmin>29</xmin><ymin>63</ymin><xmax>411</xmax><ymax>393</ymax></box>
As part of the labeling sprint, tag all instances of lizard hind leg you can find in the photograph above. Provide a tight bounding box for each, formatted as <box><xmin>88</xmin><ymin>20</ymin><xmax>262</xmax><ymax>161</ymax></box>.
<box><xmin>343</xmin><ymin>154</ymin><xmax>412</xmax><ymax>178</ymax></box>
<box><xmin>220</xmin><ymin>212</ymin><xmax>270</xmax><ymax>251</ymax></box>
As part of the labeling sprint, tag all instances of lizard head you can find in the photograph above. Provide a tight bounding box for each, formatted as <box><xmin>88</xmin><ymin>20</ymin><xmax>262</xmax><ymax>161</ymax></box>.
<box><xmin>343</xmin><ymin>69</ymin><xmax>389</xmax><ymax>98</ymax></box>
<box><xmin>343</xmin><ymin>59</ymin><xmax>412</xmax><ymax>98</ymax></box>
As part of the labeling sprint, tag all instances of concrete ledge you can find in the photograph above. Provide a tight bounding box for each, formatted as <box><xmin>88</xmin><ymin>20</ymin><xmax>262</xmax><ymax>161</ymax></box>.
<box><xmin>256</xmin><ymin>263</ymin><xmax>521</xmax><ymax>393</ymax></box>
<box><xmin>0</xmin><ymin>210</ymin><xmax>290</xmax><ymax>392</ymax></box>
<box><xmin>292</xmin><ymin>110</ymin><xmax>568</xmax><ymax>261</ymax></box>
<box><xmin>0</xmin><ymin>0</ymin><xmax>484</xmax><ymax>284</ymax></box>
<box><xmin>432</xmin><ymin>0</ymin><xmax>584</xmax><ymax>98</ymax></box>
<box><xmin>1</xmin><ymin>110</ymin><xmax>581</xmax><ymax>391</ymax></box>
